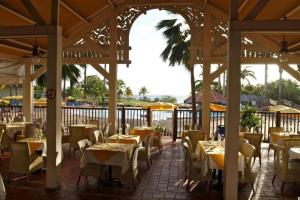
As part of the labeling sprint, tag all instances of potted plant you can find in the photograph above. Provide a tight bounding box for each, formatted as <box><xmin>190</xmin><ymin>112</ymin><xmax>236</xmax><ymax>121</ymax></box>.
<box><xmin>240</xmin><ymin>105</ymin><xmax>261</xmax><ymax>132</ymax></box>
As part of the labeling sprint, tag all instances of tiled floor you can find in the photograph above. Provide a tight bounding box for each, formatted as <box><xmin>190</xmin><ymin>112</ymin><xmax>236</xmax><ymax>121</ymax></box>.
<box><xmin>1</xmin><ymin>138</ymin><xmax>300</xmax><ymax>200</ymax></box>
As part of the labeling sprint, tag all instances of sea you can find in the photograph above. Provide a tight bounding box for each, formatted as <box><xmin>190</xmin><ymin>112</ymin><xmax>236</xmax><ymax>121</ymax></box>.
<box><xmin>133</xmin><ymin>94</ymin><xmax>188</xmax><ymax>103</ymax></box>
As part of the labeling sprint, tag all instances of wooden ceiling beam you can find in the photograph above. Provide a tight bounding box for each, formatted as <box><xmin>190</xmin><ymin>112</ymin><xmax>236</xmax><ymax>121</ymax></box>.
<box><xmin>286</xmin><ymin>4</ymin><xmax>300</xmax><ymax>18</ymax></box>
<box><xmin>0</xmin><ymin>3</ymin><xmax>36</xmax><ymax>24</ymax></box>
<box><xmin>60</xmin><ymin>1</ymin><xmax>91</xmax><ymax>27</ymax></box>
<box><xmin>231</xmin><ymin>20</ymin><xmax>300</xmax><ymax>33</ymax></box>
<box><xmin>238</xmin><ymin>0</ymin><xmax>249</xmax><ymax>12</ymax></box>
<box><xmin>0</xmin><ymin>42</ymin><xmax>31</xmax><ymax>53</ymax></box>
<box><xmin>244</xmin><ymin>0</ymin><xmax>270</xmax><ymax>20</ymax></box>
<box><xmin>20</xmin><ymin>0</ymin><xmax>46</xmax><ymax>25</ymax></box>
<box><xmin>107</xmin><ymin>0</ymin><xmax>116</xmax><ymax>7</ymax></box>
<box><xmin>4</xmin><ymin>39</ymin><xmax>46</xmax><ymax>52</ymax></box>
<box><xmin>288</xmin><ymin>40</ymin><xmax>300</xmax><ymax>49</ymax></box>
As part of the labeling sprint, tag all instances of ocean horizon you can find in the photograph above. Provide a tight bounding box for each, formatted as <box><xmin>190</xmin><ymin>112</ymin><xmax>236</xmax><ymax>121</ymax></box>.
<box><xmin>133</xmin><ymin>94</ymin><xmax>189</xmax><ymax>103</ymax></box>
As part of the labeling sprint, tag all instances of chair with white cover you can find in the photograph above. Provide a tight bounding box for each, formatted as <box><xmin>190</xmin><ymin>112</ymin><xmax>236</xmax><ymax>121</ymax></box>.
<box><xmin>138</xmin><ymin>134</ymin><xmax>153</xmax><ymax>168</ymax></box>
<box><xmin>9</xmin><ymin>142</ymin><xmax>43</xmax><ymax>181</ymax></box>
<box><xmin>268</xmin><ymin>127</ymin><xmax>284</xmax><ymax>156</ymax></box>
<box><xmin>0</xmin><ymin>124</ymin><xmax>12</xmax><ymax>150</ymax></box>
<box><xmin>239</xmin><ymin>138</ymin><xmax>249</xmax><ymax>152</ymax></box>
<box><xmin>185</xmin><ymin>130</ymin><xmax>206</xmax><ymax>152</ymax></box>
<box><xmin>182</xmin><ymin>136</ymin><xmax>198</xmax><ymax>161</ymax></box>
<box><xmin>182</xmin><ymin>142</ymin><xmax>209</xmax><ymax>192</ymax></box>
<box><xmin>76</xmin><ymin>139</ymin><xmax>106</xmax><ymax>186</ymax></box>
<box><xmin>239</xmin><ymin>142</ymin><xmax>256</xmax><ymax>192</ymax></box>
<box><xmin>61</xmin><ymin>123</ymin><xmax>70</xmax><ymax>144</ymax></box>
<box><xmin>0</xmin><ymin>174</ymin><xmax>5</xmax><ymax>200</ymax></box>
<box><xmin>89</xmin><ymin>130</ymin><xmax>104</xmax><ymax>144</ymax></box>
<box><xmin>272</xmin><ymin>138</ymin><xmax>300</xmax><ymax>193</ymax></box>
<box><xmin>102</xmin><ymin>123</ymin><xmax>111</xmax><ymax>143</ymax></box>
<box><xmin>112</xmin><ymin>146</ymin><xmax>140</xmax><ymax>190</ymax></box>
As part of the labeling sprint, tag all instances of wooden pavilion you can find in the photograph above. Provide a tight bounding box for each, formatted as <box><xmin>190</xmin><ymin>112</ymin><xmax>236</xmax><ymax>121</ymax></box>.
<box><xmin>0</xmin><ymin>0</ymin><xmax>299</xmax><ymax>199</ymax></box>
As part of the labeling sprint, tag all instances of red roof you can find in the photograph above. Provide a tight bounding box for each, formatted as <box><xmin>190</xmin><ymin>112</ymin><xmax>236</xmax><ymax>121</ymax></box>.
<box><xmin>184</xmin><ymin>91</ymin><xmax>225</xmax><ymax>104</ymax></box>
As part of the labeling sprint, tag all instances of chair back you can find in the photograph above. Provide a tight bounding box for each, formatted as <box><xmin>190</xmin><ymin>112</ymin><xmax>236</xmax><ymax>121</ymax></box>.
<box><xmin>69</xmin><ymin>126</ymin><xmax>86</xmax><ymax>149</ymax></box>
<box><xmin>125</xmin><ymin>123</ymin><xmax>130</xmax><ymax>135</ymax></box>
<box><xmin>186</xmin><ymin>130</ymin><xmax>206</xmax><ymax>152</ymax></box>
<box><xmin>130</xmin><ymin>146</ymin><xmax>139</xmax><ymax>177</ymax></box>
<box><xmin>89</xmin><ymin>119</ymin><xmax>100</xmax><ymax>129</ymax></box>
<box><xmin>183</xmin><ymin>136</ymin><xmax>193</xmax><ymax>152</ymax></box>
<box><xmin>269</xmin><ymin>127</ymin><xmax>283</xmax><ymax>143</ymax></box>
<box><xmin>77</xmin><ymin>139</ymin><xmax>92</xmax><ymax>156</ymax></box>
<box><xmin>239</xmin><ymin>138</ymin><xmax>249</xmax><ymax>152</ymax></box>
<box><xmin>240</xmin><ymin>143</ymin><xmax>255</xmax><ymax>167</ymax></box>
<box><xmin>24</xmin><ymin>123</ymin><xmax>35</xmax><ymax>138</ymax></box>
<box><xmin>182</xmin><ymin>142</ymin><xmax>193</xmax><ymax>176</ymax></box>
<box><xmin>10</xmin><ymin>142</ymin><xmax>31</xmax><ymax>173</ymax></box>
<box><xmin>145</xmin><ymin>134</ymin><xmax>153</xmax><ymax>158</ymax></box>
<box><xmin>34</xmin><ymin>118</ymin><xmax>43</xmax><ymax>129</ymax></box>
<box><xmin>0</xmin><ymin>124</ymin><xmax>11</xmax><ymax>148</ymax></box>
<box><xmin>244</xmin><ymin>133</ymin><xmax>263</xmax><ymax>157</ymax></box>
<box><xmin>13</xmin><ymin>116</ymin><xmax>24</xmax><ymax>122</ymax></box>
<box><xmin>91</xmin><ymin>130</ymin><xmax>104</xmax><ymax>144</ymax></box>
<box><xmin>103</xmin><ymin>123</ymin><xmax>111</xmax><ymax>142</ymax></box>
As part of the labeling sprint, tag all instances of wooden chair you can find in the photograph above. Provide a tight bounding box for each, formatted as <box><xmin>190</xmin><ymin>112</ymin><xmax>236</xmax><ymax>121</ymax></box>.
<box><xmin>184</xmin><ymin>130</ymin><xmax>206</xmax><ymax>152</ymax></box>
<box><xmin>239</xmin><ymin>143</ymin><xmax>256</xmax><ymax>192</ymax></box>
<box><xmin>138</xmin><ymin>135</ymin><xmax>153</xmax><ymax>168</ymax></box>
<box><xmin>24</xmin><ymin>123</ymin><xmax>36</xmax><ymax>138</ymax></box>
<box><xmin>76</xmin><ymin>139</ymin><xmax>106</xmax><ymax>186</ymax></box>
<box><xmin>182</xmin><ymin>142</ymin><xmax>210</xmax><ymax>192</ymax></box>
<box><xmin>69</xmin><ymin>126</ymin><xmax>86</xmax><ymax>155</ymax></box>
<box><xmin>268</xmin><ymin>127</ymin><xmax>284</xmax><ymax>155</ymax></box>
<box><xmin>8</xmin><ymin>142</ymin><xmax>43</xmax><ymax>181</ymax></box>
<box><xmin>244</xmin><ymin>133</ymin><xmax>263</xmax><ymax>166</ymax></box>
<box><xmin>272</xmin><ymin>138</ymin><xmax>300</xmax><ymax>193</ymax></box>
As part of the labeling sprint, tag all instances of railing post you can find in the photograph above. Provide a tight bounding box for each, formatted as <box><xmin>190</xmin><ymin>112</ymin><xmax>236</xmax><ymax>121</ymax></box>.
<box><xmin>121</xmin><ymin>106</ymin><xmax>126</xmax><ymax>135</ymax></box>
<box><xmin>146</xmin><ymin>107</ymin><xmax>151</xmax><ymax>126</ymax></box>
<box><xmin>198</xmin><ymin>109</ymin><xmax>202</xmax><ymax>129</ymax></box>
<box><xmin>276</xmin><ymin>111</ymin><xmax>281</xmax><ymax>127</ymax></box>
<box><xmin>173</xmin><ymin>108</ymin><xmax>178</xmax><ymax>142</ymax></box>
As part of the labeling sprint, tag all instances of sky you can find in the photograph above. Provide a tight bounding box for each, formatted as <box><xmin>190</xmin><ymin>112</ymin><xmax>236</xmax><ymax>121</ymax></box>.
<box><xmin>84</xmin><ymin>9</ymin><xmax>297</xmax><ymax>98</ymax></box>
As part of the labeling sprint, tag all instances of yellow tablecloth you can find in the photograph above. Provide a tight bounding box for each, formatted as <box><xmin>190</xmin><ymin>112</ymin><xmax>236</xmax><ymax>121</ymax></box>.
<box><xmin>131</xmin><ymin>126</ymin><xmax>154</xmax><ymax>141</ymax></box>
<box><xmin>271</xmin><ymin>132</ymin><xmax>290</xmax><ymax>144</ymax></box>
<box><xmin>69</xmin><ymin>124</ymin><xmax>98</xmax><ymax>129</ymax></box>
<box><xmin>83</xmin><ymin>143</ymin><xmax>133</xmax><ymax>174</ymax></box>
<box><xmin>195</xmin><ymin>141</ymin><xmax>244</xmax><ymax>176</ymax></box>
<box><xmin>109</xmin><ymin>135</ymin><xmax>140</xmax><ymax>145</ymax></box>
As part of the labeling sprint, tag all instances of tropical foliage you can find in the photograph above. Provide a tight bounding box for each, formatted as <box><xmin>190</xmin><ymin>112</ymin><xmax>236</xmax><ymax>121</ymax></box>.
<box><xmin>84</xmin><ymin>75</ymin><xmax>108</xmax><ymax>104</ymax></box>
<box><xmin>139</xmin><ymin>86</ymin><xmax>149</xmax><ymax>100</ymax></box>
<box><xmin>240</xmin><ymin>105</ymin><xmax>261</xmax><ymax>131</ymax></box>
<box><xmin>156</xmin><ymin>18</ymin><xmax>197</xmax><ymax>127</ymax></box>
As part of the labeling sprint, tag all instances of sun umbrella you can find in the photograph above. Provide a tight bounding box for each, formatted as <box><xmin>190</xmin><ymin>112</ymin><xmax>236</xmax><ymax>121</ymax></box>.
<box><xmin>142</xmin><ymin>102</ymin><xmax>177</xmax><ymax>110</ymax></box>
<box><xmin>269</xmin><ymin>105</ymin><xmax>300</xmax><ymax>113</ymax></box>
<box><xmin>210</xmin><ymin>103</ymin><xmax>226</xmax><ymax>112</ymax></box>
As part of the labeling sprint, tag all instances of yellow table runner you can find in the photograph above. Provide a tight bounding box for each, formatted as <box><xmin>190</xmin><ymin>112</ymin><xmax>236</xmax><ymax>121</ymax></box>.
<box><xmin>131</xmin><ymin>127</ymin><xmax>154</xmax><ymax>141</ymax></box>
<box><xmin>109</xmin><ymin>135</ymin><xmax>140</xmax><ymax>145</ymax></box>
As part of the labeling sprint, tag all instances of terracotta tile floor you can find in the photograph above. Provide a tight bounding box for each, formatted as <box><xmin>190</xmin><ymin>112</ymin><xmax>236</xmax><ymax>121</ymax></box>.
<box><xmin>1</xmin><ymin>138</ymin><xmax>300</xmax><ymax>200</ymax></box>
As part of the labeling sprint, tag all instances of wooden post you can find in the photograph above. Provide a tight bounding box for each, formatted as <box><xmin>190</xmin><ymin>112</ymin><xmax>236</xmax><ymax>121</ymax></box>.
<box><xmin>121</xmin><ymin>106</ymin><xmax>126</xmax><ymax>135</ymax></box>
<box><xmin>224</xmin><ymin>0</ymin><xmax>240</xmax><ymax>199</ymax></box>
<box><xmin>173</xmin><ymin>108</ymin><xmax>178</xmax><ymax>142</ymax></box>
<box><xmin>108</xmin><ymin>10</ymin><xmax>118</xmax><ymax>135</ymax></box>
<box><xmin>23</xmin><ymin>63</ymin><xmax>33</xmax><ymax>122</ymax></box>
<box><xmin>146</xmin><ymin>107</ymin><xmax>151</xmax><ymax>127</ymax></box>
<box><xmin>46</xmin><ymin>0</ymin><xmax>62</xmax><ymax>189</ymax></box>
<box><xmin>198</xmin><ymin>108</ymin><xmax>202</xmax><ymax>129</ymax></box>
<box><xmin>276</xmin><ymin>111</ymin><xmax>281</xmax><ymax>127</ymax></box>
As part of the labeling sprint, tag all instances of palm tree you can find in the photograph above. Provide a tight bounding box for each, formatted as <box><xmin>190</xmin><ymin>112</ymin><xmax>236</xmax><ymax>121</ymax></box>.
<box><xmin>241</xmin><ymin>66</ymin><xmax>256</xmax><ymax>85</ymax></box>
<box><xmin>156</xmin><ymin>18</ymin><xmax>197</xmax><ymax>127</ymax></box>
<box><xmin>117</xmin><ymin>79</ymin><xmax>126</xmax><ymax>100</ymax></box>
<box><xmin>125</xmin><ymin>86</ymin><xmax>133</xmax><ymax>99</ymax></box>
<box><xmin>35</xmin><ymin>64</ymin><xmax>81</xmax><ymax>99</ymax></box>
<box><xmin>195</xmin><ymin>80</ymin><xmax>221</xmax><ymax>92</ymax></box>
<box><xmin>139</xmin><ymin>86</ymin><xmax>148</xmax><ymax>100</ymax></box>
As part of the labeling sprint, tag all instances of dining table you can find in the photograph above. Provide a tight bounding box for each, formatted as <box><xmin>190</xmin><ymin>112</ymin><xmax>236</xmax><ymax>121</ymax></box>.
<box><xmin>288</xmin><ymin>146</ymin><xmax>300</xmax><ymax>160</ymax></box>
<box><xmin>18</xmin><ymin>137</ymin><xmax>46</xmax><ymax>156</ymax></box>
<box><xmin>5</xmin><ymin>122</ymin><xmax>29</xmax><ymax>139</ymax></box>
<box><xmin>108</xmin><ymin>134</ymin><xmax>140</xmax><ymax>145</ymax></box>
<box><xmin>130</xmin><ymin>126</ymin><xmax>155</xmax><ymax>141</ymax></box>
<box><xmin>195</xmin><ymin>140</ymin><xmax>245</xmax><ymax>177</ymax></box>
<box><xmin>82</xmin><ymin>143</ymin><xmax>134</xmax><ymax>174</ymax></box>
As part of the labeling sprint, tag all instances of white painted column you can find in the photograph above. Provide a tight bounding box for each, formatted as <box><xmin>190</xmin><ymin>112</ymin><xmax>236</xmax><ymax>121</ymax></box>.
<box><xmin>108</xmin><ymin>10</ymin><xmax>118</xmax><ymax>135</ymax></box>
<box><xmin>46</xmin><ymin>28</ymin><xmax>62</xmax><ymax>189</ymax></box>
<box><xmin>224</xmin><ymin>0</ymin><xmax>241</xmax><ymax>199</ymax></box>
<box><xmin>23</xmin><ymin>63</ymin><xmax>33</xmax><ymax>122</ymax></box>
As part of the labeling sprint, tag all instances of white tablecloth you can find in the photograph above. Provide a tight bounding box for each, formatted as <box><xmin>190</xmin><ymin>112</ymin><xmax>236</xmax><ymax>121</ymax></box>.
<box><xmin>289</xmin><ymin>147</ymin><xmax>300</xmax><ymax>160</ymax></box>
<box><xmin>6</xmin><ymin>123</ymin><xmax>26</xmax><ymax>138</ymax></box>
<box><xmin>0</xmin><ymin>174</ymin><xmax>5</xmax><ymax>200</ymax></box>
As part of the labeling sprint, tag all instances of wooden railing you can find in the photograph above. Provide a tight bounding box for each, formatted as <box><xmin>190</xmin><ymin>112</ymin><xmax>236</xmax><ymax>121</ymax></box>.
<box><xmin>1</xmin><ymin>106</ymin><xmax>299</xmax><ymax>142</ymax></box>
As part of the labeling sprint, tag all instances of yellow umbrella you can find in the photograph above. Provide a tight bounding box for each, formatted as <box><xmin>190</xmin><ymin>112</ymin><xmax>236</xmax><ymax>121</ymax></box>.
<box><xmin>142</xmin><ymin>102</ymin><xmax>177</xmax><ymax>110</ymax></box>
<box><xmin>210</xmin><ymin>103</ymin><xmax>226</xmax><ymax>112</ymax></box>
<box><xmin>269</xmin><ymin>105</ymin><xmax>300</xmax><ymax>113</ymax></box>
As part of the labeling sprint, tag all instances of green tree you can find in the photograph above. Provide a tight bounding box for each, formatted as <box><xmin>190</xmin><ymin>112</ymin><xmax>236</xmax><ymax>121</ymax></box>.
<box><xmin>241</xmin><ymin>66</ymin><xmax>256</xmax><ymax>85</ymax></box>
<box><xmin>139</xmin><ymin>86</ymin><xmax>149</xmax><ymax>100</ymax></box>
<box><xmin>117</xmin><ymin>79</ymin><xmax>126</xmax><ymax>100</ymax></box>
<box><xmin>125</xmin><ymin>86</ymin><xmax>133</xmax><ymax>99</ymax></box>
<box><xmin>160</xmin><ymin>95</ymin><xmax>177</xmax><ymax>103</ymax></box>
<box><xmin>195</xmin><ymin>80</ymin><xmax>221</xmax><ymax>93</ymax></box>
<box><xmin>84</xmin><ymin>75</ymin><xmax>108</xmax><ymax>104</ymax></box>
<box><xmin>268</xmin><ymin>79</ymin><xmax>300</xmax><ymax>104</ymax></box>
<box><xmin>35</xmin><ymin>64</ymin><xmax>81</xmax><ymax>99</ymax></box>
<box><xmin>156</xmin><ymin>18</ymin><xmax>197</xmax><ymax>127</ymax></box>
<box><xmin>62</xmin><ymin>64</ymin><xmax>81</xmax><ymax>99</ymax></box>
